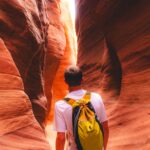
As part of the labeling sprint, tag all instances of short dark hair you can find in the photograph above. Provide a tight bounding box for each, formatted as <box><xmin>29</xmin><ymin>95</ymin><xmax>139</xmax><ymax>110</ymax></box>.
<box><xmin>64</xmin><ymin>65</ymin><xmax>83</xmax><ymax>87</ymax></box>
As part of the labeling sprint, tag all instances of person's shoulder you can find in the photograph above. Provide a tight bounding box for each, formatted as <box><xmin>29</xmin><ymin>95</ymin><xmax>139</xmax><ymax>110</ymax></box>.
<box><xmin>55</xmin><ymin>100</ymin><xmax>66</xmax><ymax>105</ymax></box>
<box><xmin>55</xmin><ymin>99</ymin><xmax>70</xmax><ymax>111</ymax></box>
<box><xmin>90</xmin><ymin>91</ymin><xmax>101</xmax><ymax>98</ymax></box>
<box><xmin>90</xmin><ymin>91</ymin><xmax>103</xmax><ymax>102</ymax></box>
<box><xmin>55</xmin><ymin>100</ymin><xmax>66</xmax><ymax>108</ymax></box>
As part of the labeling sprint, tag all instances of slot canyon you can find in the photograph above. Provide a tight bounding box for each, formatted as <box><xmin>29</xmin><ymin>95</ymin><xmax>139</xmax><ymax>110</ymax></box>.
<box><xmin>0</xmin><ymin>0</ymin><xmax>150</xmax><ymax>150</ymax></box>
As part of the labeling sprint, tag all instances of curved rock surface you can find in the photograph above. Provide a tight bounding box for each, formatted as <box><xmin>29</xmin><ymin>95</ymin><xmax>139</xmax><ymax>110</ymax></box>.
<box><xmin>44</xmin><ymin>0</ymin><xmax>77</xmax><ymax>120</ymax></box>
<box><xmin>0</xmin><ymin>0</ymin><xmax>49</xmax><ymax>127</ymax></box>
<box><xmin>76</xmin><ymin>0</ymin><xmax>150</xmax><ymax>149</ymax></box>
<box><xmin>0</xmin><ymin>39</ymin><xmax>50</xmax><ymax>149</ymax></box>
<box><xmin>44</xmin><ymin>0</ymin><xmax>66</xmax><ymax>120</ymax></box>
<box><xmin>0</xmin><ymin>0</ymin><xmax>51</xmax><ymax>149</ymax></box>
<box><xmin>0</xmin><ymin>0</ymin><xmax>76</xmax><ymax>149</ymax></box>
<box><xmin>1</xmin><ymin>0</ymin><xmax>149</xmax><ymax>149</ymax></box>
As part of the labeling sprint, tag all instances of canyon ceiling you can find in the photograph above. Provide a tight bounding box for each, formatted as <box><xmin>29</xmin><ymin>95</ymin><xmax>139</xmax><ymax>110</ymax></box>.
<box><xmin>0</xmin><ymin>0</ymin><xmax>150</xmax><ymax>150</ymax></box>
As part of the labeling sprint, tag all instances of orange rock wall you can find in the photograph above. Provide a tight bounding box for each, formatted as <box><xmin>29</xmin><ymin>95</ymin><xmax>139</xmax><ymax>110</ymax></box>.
<box><xmin>0</xmin><ymin>0</ymin><xmax>49</xmax><ymax>127</ymax></box>
<box><xmin>1</xmin><ymin>0</ymin><xmax>149</xmax><ymax>149</ymax></box>
<box><xmin>0</xmin><ymin>0</ymin><xmax>51</xmax><ymax>149</ymax></box>
<box><xmin>0</xmin><ymin>0</ymin><xmax>76</xmax><ymax>124</ymax></box>
<box><xmin>45</xmin><ymin>0</ymin><xmax>77</xmax><ymax>121</ymax></box>
<box><xmin>76</xmin><ymin>0</ymin><xmax>150</xmax><ymax>149</ymax></box>
<box><xmin>0</xmin><ymin>0</ymin><xmax>77</xmax><ymax>148</ymax></box>
<box><xmin>44</xmin><ymin>0</ymin><xmax>66</xmax><ymax>119</ymax></box>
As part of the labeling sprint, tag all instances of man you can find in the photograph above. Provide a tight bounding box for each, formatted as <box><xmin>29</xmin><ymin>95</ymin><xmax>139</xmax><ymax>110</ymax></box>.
<box><xmin>54</xmin><ymin>65</ymin><xmax>109</xmax><ymax>150</ymax></box>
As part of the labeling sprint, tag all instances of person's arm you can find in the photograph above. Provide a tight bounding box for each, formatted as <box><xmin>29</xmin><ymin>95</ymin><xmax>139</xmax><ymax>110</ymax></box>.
<box><xmin>54</xmin><ymin>102</ymin><xmax>67</xmax><ymax>150</ymax></box>
<box><xmin>101</xmin><ymin>121</ymin><xmax>109</xmax><ymax>150</ymax></box>
<box><xmin>56</xmin><ymin>132</ymin><xmax>65</xmax><ymax>150</ymax></box>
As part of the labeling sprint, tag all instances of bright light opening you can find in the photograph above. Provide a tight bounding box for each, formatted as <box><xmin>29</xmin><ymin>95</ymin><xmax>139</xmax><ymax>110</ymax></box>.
<box><xmin>58</xmin><ymin>0</ymin><xmax>77</xmax><ymax>64</ymax></box>
<box><xmin>69</xmin><ymin>0</ymin><xmax>76</xmax><ymax>23</ymax></box>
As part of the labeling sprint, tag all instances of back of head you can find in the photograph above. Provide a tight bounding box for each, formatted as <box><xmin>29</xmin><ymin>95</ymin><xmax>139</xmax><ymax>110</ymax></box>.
<box><xmin>64</xmin><ymin>65</ymin><xmax>83</xmax><ymax>87</ymax></box>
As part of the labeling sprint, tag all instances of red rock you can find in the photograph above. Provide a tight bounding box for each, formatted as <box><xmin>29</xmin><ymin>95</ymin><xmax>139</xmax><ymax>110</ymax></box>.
<box><xmin>44</xmin><ymin>0</ymin><xmax>77</xmax><ymax>121</ymax></box>
<box><xmin>1</xmin><ymin>0</ymin><xmax>149</xmax><ymax>149</ymax></box>
<box><xmin>0</xmin><ymin>38</ymin><xmax>50</xmax><ymax>149</ymax></box>
<box><xmin>0</xmin><ymin>0</ymin><xmax>76</xmax><ymax>148</ymax></box>
<box><xmin>1</xmin><ymin>121</ymin><xmax>51</xmax><ymax>150</ymax></box>
<box><xmin>0</xmin><ymin>0</ymin><xmax>50</xmax><ymax>127</ymax></box>
<box><xmin>0</xmin><ymin>0</ymin><xmax>51</xmax><ymax>149</ymax></box>
<box><xmin>75</xmin><ymin>0</ymin><xmax>150</xmax><ymax>149</ymax></box>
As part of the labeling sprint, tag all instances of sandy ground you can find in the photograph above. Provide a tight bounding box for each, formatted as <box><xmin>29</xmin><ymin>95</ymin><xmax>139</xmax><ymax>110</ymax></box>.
<box><xmin>45</xmin><ymin>123</ymin><xmax>57</xmax><ymax>150</ymax></box>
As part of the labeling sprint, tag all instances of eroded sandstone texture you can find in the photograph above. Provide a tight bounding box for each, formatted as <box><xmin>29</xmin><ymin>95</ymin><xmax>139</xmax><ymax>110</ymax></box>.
<box><xmin>1</xmin><ymin>0</ymin><xmax>150</xmax><ymax>149</ymax></box>
<box><xmin>0</xmin><ymin>0</ymin><xmax>50</xmax><ymax>149</ymax></box>
<box><xmin>44</xmin><ymin>0</ymin><xmax>77</xmax><ymax>120</ymax></box>
<box><xmin>76</xmin><ymin>0</ymin><xmax>150</xmax><ymax>149</ymax></box>
<box><xmin>0</xmin><ymin>0</ymin><xmax>76</xmax><ymax>149</ymax></box>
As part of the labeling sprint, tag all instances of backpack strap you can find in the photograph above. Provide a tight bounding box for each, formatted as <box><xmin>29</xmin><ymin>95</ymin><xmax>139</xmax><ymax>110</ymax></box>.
<box><xmin>64</xmin><ymin>97</ymin><xmax>76</xmax><ymax>106</ymax></box>
<box><xmin>64</xmin><ymin>91</ymin><xmax>91</xmax><ymax>106</ymax></box>
<box><xmin>81</xmin><ymin>91</ymin><xmax>91</xmax><ymax>103</ymax></box>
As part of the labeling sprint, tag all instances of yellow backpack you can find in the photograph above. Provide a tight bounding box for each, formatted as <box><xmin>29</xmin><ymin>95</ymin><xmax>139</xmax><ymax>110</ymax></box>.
<box><xmin>64</xmin><ymin>92</ymin><xmax>104</xmax><ymax>150</ymax></box>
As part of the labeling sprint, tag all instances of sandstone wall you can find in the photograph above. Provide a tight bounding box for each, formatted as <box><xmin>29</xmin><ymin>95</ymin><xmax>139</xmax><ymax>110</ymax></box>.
<box><xmin>45</xmin><ymin>0</ymin><xmax>77</xmax><ymax>121</ymax></box>
<box><xmin>76</xmin><ymin>0</ymin><xmax>150</xmax><ymax>149</ymax></box>
<box><xmin>0</xmin><ymin>0</ymin><xmax>51</xmax><ymax>149</ymax></box>
<box><xmin>0</xmin><ymin>0</ymin><xmax>49</xmax><ymax>127</ymax></box>
<box><xmin>0</xmin><ymin>0</ymin><xmax>76</xmax><ymax>148</ymax></box>
<box><xmin>1</xmin><ymin>0</ymin><xmax>149</xmax><ymax>149</ymax></box>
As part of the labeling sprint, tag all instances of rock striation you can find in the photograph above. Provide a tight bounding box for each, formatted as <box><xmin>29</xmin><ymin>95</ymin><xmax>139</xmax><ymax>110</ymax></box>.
<box><xmin>0</xmin><ymin>38</ymin><xmax>50</xmax><ymax>149</ymax></box>
<box><xmin>0</xmin><ymin>0</ymin><xmax>76</xmax><ymax>149</ymax></box>
<box><xmin>0</xmin><ymin>0</ymin><xmax>49</xmax><ymax>127</ymax></box>
<box><xmin>1</xmin><ymin>0</ymin><xmax>149</xmax><ymax>149</ymax></box>
<box><xmin>44</xmin><ymin>0</ymin><xmax>77</xmax><ymax>120</ymax></box>
<box><xmin>75</xmin><ymin>0</ymin><xmax>150</xmax><ymax>149</ymax></box>
<box><xmin>0</xmin><ymin>0</ymin><xmax>50</xmax><ymax>149</ymax></box>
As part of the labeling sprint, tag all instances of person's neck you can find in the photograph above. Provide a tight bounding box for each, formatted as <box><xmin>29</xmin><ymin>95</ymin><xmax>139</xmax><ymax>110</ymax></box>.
<box><xmin>69</xmin><ymin>85</ymin><xmax>82</xmax><ymax>92</ymax></box>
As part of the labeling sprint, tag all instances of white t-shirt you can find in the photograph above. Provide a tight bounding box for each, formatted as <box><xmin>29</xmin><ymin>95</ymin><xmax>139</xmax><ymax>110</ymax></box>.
<box><xmin>54</xmin><ymin>89</ymin><xmax>107</xmax><ymax>150</ymax></box>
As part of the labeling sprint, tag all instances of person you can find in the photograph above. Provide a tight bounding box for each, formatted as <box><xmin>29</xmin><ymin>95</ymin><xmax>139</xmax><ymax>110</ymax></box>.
<box><xmin>54</xmin><ymin>65</ymin><xmax>109</xmax><ymax>150</ymax></box>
